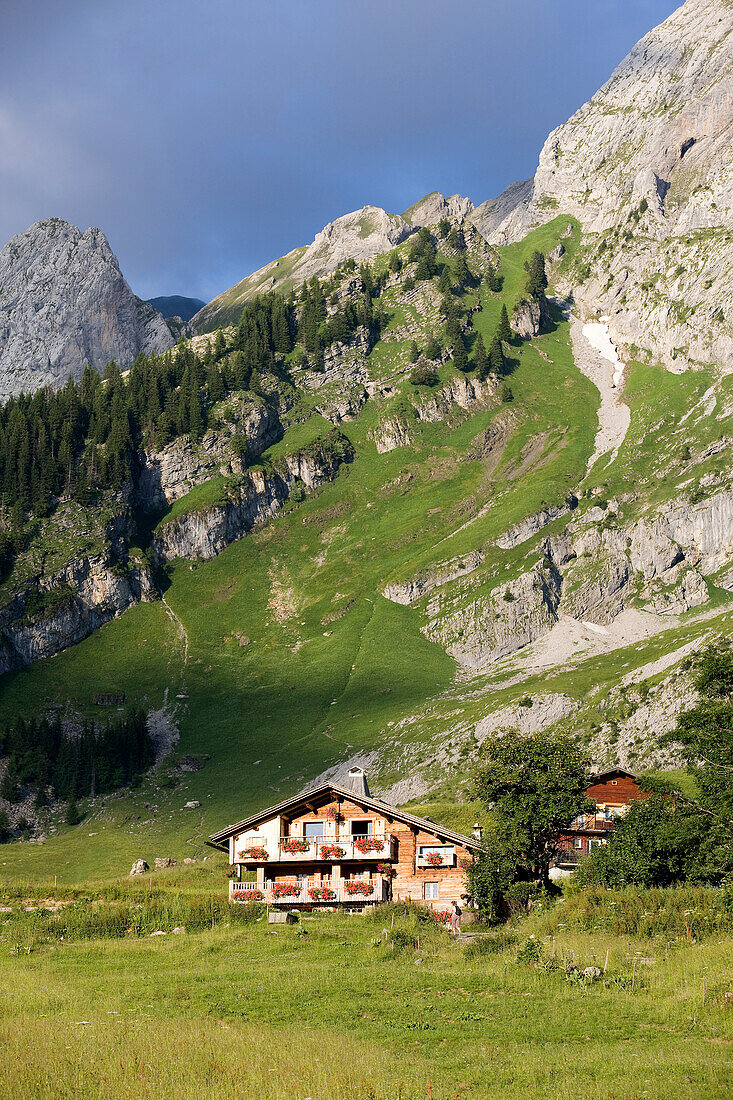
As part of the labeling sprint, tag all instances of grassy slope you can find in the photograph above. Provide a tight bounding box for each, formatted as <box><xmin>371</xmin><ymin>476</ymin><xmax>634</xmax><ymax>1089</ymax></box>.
<box><xmin>1</xmin><ymin>217</ymin><xmax>731</xmax><ymax>883</ymax></box>
<box><xmin>0</xmin><ymin>895</ymin><xmax>730</xmax><ymax>1100</ymax></box>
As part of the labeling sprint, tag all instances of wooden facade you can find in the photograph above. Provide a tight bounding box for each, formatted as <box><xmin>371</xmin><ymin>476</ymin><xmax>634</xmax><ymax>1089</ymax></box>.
<box><xmin>208</xmin><ymin>769</ymin><xmax>479</xmax><ymax>910</ymax></box>
<box><xmin>553</xmin><ymin>768</ymin><xmax>647</xmax><ymax>873</ymax></box>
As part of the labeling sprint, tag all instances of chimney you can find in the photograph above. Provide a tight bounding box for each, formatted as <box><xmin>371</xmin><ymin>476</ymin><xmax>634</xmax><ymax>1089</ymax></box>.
<box><xmin>345</xmin><ymin>766</ymin><xmax>370</xmax><ymax>798</ymax></box>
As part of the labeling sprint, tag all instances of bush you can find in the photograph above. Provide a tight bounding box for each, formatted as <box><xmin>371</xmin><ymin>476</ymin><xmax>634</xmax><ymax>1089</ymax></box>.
<box><xmin>409</xmin><ymin>362</ymin><xmax>438</xmax><ymax>387</ymax></box>
<box><xmin>548</xmin><ymin>885</ymin><xmax>733</xmax><ymax>939</ymax></box>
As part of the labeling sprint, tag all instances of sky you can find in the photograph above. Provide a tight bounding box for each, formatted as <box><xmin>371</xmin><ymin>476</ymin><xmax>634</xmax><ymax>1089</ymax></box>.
<box><xmin>0</xmin><ymin>0</ymin><xmax>677</xmax><ymax>303</ymax></box>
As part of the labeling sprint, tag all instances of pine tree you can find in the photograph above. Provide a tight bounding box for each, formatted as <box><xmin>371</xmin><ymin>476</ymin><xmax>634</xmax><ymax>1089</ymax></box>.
<box><xmin>453</xmin><ymin>254</ymin><xmax>470</xmax><ymax>288</ymax></box>
<box><xmin>473</xmin><ymin>334</ymin><xmax>489</xmax><ymax>379</ymax></box>
<box><xmin>438</xmin><ymin>266</ymin><xmax>451</xmax><ymax>294</ymax></box>
<box><xmin>65</xmin><ymin>795</ymin><xmax>81</xmax><ymax>826</ymax></box>
<box><xmin>389</xmin><ymin>251</ymin><xmax>402</xmax><ymax>275</ymax></box>
<box><xmin>438</xmin><ymin>218</ymin><xmax>450</xmax><ymax>239</ymax></box>
<box><xmin>453</xmin><ymin>336</ymin><xmax>469</xmax><ymax>373</ymax></box>
<box><xmin>425</xmin><ymin>337</ymin><xmax>441</xmax><ymax>361</ymax></box>
<box><xmin>489</xmin><ymin>335</ymin><xmax>505</xmax><ymax>376</ymax></box>
<box><xmin>497</xmin><ymin>304</ymin><xmax>513</xmax><ymax>344</ymax></box>
<box><xmin>525</xmin><ymin>251</ymin><xmax>548</xmax><ymax>300</ymax></box>
<box><xmin>409</xmin><ymin>341</ymin><xmax>420</xmax><ymax>364</ymax></box>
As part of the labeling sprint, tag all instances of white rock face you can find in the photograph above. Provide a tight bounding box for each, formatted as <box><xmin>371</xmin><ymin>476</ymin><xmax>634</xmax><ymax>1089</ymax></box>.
<box><xmin>486</xmin><ymin>0</ymin><xmax>733</xmax><ymax>372</ymax></box>
<box><xmin>0</xmin><ymin>218</ymin><xmax>174</xmax><ymax>397</ymax></box>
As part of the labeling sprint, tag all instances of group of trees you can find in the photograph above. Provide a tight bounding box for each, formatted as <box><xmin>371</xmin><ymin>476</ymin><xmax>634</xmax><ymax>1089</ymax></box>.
<box><xmin>466</xmin><ymin>642</ymin><xmax>733</xmax><ymax>919</ymax></box>
<box><xmin>0</xmin><ymin>708</ymin><xmax>155</xmax><ymax>818</ymax></box>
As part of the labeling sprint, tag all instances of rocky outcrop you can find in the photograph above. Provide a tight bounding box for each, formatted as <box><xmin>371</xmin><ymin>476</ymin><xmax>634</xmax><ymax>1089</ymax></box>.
<box><xmin>496</xmin><ymin>495</ymin><xmax>578</xmax><ymax>550</ymax></box>
<box><xmin>484</xmin><ymin>0</ymin><xmax>733</xmax><ymax>373</ymax></box>
<box><xmin>404</xmin><ymin>192</ymin><xmax>475</xmax><ymax>227</ymax></box>
<box><xmin>469</xmin><ymin>179</ymin><xmax>534</xmax><ymax>240</ymax></box>
<box><xmin>375</xmin><ymin>376</ymin><xmax>496</xmax><ymax>453</ymax></box>
<box><xmin>152</xmin><ymin>433</ymin><xmax>352</xmax><ymax>563</ymax></box>
<box><xmin>512</xmin><ymin>296</ymin><xmax>551</xmax><ymax>339</ymax></box>
<box><xmin>0</xmin><ymin>219</ymin><xmax>174</xmax><ymax>398</ymax></box>
<box><xmin>0</xmin><ymin>553</ymin><xmax>155</xmax><ymax>675</ymax></box>
<box><xmin>194</xmin><ymin>206</ymin><xmax>415</xmax><ymax>331</ymax></box>
<box><xmin>134</xmin><ymin>394</ymin><xmax>281</xmax><ymax>512</ymax></box>
<box><xmin>426</xmin><ymin>559</ymin><xmax>562</xmax><ymax>669</ymax></box>
<box><xmin>384</xmin><ymin>551</ymin><xmax>484</xmax><ymax>606</ymax></box>
<box><xmin>474</xmin><ymin>693</ymin><xmax>579</xmax><ymax>742</ymax></box>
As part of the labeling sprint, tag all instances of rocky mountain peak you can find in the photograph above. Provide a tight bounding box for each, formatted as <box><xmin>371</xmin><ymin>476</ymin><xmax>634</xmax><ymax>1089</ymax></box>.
<box><xmin>0</xmin><ymin>218</ymin><xmax>175</xmax><ymax>399</ymax></box>
<box><xmin>403</xmin><ymin>192</ymin><xmax>475</xmax><ymax>227</ymax></box>
<box><xmin>484</xmin><ymin>0</ymin><xmax>733</xmax><ymax>374</ymax></box>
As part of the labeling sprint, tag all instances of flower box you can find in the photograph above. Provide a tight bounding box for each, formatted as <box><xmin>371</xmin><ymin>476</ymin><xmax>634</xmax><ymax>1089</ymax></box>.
<box><xmin>376</xmin><ymin>862</ymin><xmax>395</xmax><ymax>878</ymax></box>
<box><xmin>238</xmin><ymin>846</ymin><xmax>268</xmax><ymax>861</ymax></box>
<box><xmin>425</xmin><ymin>852</ymin><xmax>444</xmax><ymax>867</ymax></box>
<box><xmin>343</xmin><ymin>881</ymin><xmax>374</xmax><ymax>897</ymax></box>
<box><xmin>281</xmin><ymin>838</ymin><xmax>310</xmax><ymax>854</ymax></box>
<box><xmin>271</xmin><ymin>883</ymin><xmax>300</xmax><ymax>899</ymax></box>
<box><xmin>308</xmin><ymin>886</ymin><xmax>336</xmax><ymax>902</ymax></box>
<box><xmin>319</xmin><ymin>844</ymin><xmax>345</xmax><ymax>860</ymax></box>
<box><xmin>238</xmin><ymin>889</ymin><xmax>264</xmax><ymax>902</ymax></box>
<box><xmin>353</xmin><ymin>836</ymin><xmax>384</xmax><ymax>854</ymax></box>
<box><xmin>324</xmin><ymin>807</ymin><xmax>339</xmax><ymax>823</ymax></box>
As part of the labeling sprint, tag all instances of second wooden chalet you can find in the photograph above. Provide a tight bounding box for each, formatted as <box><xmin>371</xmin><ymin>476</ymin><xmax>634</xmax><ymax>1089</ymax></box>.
<box><xmin>207</xmin><ymin>767</ymin><xmax>482</xmax><ymax>910</ymax></box>
<box><xmin>552</xmin><ymin>767</ymin><xmax>648</xmax><ymax>875</ymax></box>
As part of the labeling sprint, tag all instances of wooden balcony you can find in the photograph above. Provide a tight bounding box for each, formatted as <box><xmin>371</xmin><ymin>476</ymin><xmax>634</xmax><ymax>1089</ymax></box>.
<box><xmin>229</xmin><ymin>877</ymin><xmax>389</xmax><ymax>905</ymax></box>
<box><xmin>235</xmin><ymin>835</ymin><xmax>397</xmax><ymax>864</ymax></box>
<box><xmin>416</xmin><ymin>850</ymin><xmax>456</xmax><ymax>870</ymax></box>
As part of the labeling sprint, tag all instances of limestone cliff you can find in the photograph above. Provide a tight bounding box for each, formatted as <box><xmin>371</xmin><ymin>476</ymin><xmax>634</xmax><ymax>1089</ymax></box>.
<box><xmin>0</xmin><ymin>219</ymin><xmax>175</xmax><ymax>398</ymax></box>
<box><xmin>486</xmin><ymin>0</ymin><xmax>733</xmax><ymax>373</ymax></box>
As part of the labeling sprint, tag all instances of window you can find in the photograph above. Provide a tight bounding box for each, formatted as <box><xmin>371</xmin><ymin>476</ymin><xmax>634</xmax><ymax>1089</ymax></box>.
<box><xmin>424</xmin><ymin>882</ymin><xmax>439</xmax><ymax>900</ymax></box>
<box><xmin>611</xmin><ymin>780</ymin><xmax>618</xmax><ymax>785</ymax></box>
<box><xmin>304</xmin><ymin>822</ymin><xmax>323</xmax><ymax>839</ymax></box>
<box><xmin>297</xmin><ymin>873</ymin><xmax>307</xmax><ymax>885</ymax></box>
<box><xmin>605</xmin><ymin>806</ymin><xmax>622</xmax><ymax>821</ymax></box>
<box><xmin>419</xmin><ymin>845</ymin><xmax>455</xmax><ymax>860</ymax></box>
<box><xmin>351</xmin><ymin>820</ymin><xmax>373</xmax><ymax>837</ymax></box>
<box><xmin>572</xmin><ymin>813</ymin><xmax>585</xmax><ymax>826</ymax></box>
<box><xmin>573</xmin><ymin>838</ymin><xmax>584</xmax><ymax>850</ymax></box>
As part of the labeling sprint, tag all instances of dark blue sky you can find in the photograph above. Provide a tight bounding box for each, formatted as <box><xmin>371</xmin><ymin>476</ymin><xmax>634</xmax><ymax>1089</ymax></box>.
<box><xmin>0</xmin><ymin>0</ymin><xmax>676</xmax><ymax>302</ymax></box>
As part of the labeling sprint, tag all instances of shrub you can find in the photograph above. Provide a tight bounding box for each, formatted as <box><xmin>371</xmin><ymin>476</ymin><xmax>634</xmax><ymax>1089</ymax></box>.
<box><xmin>410</xmin><ymin>362</ymin><xmax>438</xmax><ymax>387</ymax></box>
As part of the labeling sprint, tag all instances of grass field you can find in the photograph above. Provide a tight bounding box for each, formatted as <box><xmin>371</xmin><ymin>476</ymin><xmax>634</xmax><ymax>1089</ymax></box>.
<box><xmin>1</xmin><ymin>879</ymin><xmax>731</xmax><ymax>1100</ymax></box>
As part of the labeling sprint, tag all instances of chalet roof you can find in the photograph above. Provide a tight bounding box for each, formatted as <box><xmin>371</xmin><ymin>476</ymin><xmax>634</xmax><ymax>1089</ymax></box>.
<box><xmin>590</xmin><ymin>767</ymin><xmax>639</xmax><ymax>783</ymax></box>
<box><xmin>207</xmin><ymin>781</ymin><xmax>482</xmax><ymax>852</ymax></box>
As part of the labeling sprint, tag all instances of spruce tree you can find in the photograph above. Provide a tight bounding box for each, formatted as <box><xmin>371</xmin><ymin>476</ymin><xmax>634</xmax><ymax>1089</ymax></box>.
<box><xmin>489</xmin><ymin>335</ymin><xmax>505</xmax><ymax>376</ymax></box>
<box><xmin>65</xmin><ymin>795</ymin><xmax>81</xmax><ymax>826</ymax></box>
<box><xmin>453</xmin><ymin>254</ymin><xmax>470</xmax><ymax>288</ymax></box>
<box><xmin>453</xmin><ymin>336</ymin><xmax>469</xmax><ymax>373</ymax></box>
<box><xmin>409</xmin><ymin>341</ymin><xmax>420</xmax><ymax>364</ymax></box>
<box><xmin>497</xmin><ymin>304</ymin><xmax>513</xmax><ymax>344</ymax></box>
<box><xmin>438</xmin><ymin>266</ymin><xmax>451</xmax><ymax>294</ymax></box>
<box><xmin>473</xmin><ymin>334</ymin><xmax>489</xmax><ymax>379</ymax></box>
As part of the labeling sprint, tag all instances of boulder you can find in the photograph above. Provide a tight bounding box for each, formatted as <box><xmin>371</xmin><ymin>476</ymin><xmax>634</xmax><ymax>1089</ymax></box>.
<box><xmin>154</xmin><ymin>857</ymin><xmax>177</xmax><ymax>870</ymax></box>
<box><xmin>129</xmin><ymin>859</ymin><xmax>149</xmax><ymax>877</ymax></box>
<box><xmin>184</xmin><ymin>800</ymin><xmax>200</xmax><ymax>809</ymax></box>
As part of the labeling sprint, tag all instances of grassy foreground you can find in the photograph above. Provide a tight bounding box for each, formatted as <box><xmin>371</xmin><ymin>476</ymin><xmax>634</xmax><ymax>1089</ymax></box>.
<box><xmin>1</xmin><ymin>878</ymin><xmax>731</xmax><ymax>1099</ymax></box>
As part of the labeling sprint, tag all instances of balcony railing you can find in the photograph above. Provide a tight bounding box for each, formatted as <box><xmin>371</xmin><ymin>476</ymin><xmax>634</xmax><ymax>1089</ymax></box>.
<box><xmin>236</xmin><ymin>835</ymin><xmax>396</xmax><ymax>863</ymax></box>
<box><xmin>230</xmin><ymin>877</ymin><xmax>389</xmax><ymax>904</ymax></box>
<box><xmin>567</xmin><ymin>817</ymin><xmax>617</xmax><ymax>834</ymax></box>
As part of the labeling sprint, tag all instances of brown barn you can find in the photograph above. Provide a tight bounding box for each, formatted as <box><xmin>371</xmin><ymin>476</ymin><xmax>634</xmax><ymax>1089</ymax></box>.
<box><xmin>207</xmin><ymin>767</ymin><xmax>481</xmax><ymax>910</ymax></box>
<box><xmin>552</xmin><ymin>767</ymin><xmax>648</xmax><ymax>875</ymax></box>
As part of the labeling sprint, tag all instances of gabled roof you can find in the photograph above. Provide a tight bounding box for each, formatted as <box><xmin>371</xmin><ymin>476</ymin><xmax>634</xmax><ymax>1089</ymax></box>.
<box><xmin>207</xmin><ymin>781</ymin><xmax>481</xmax><ymax>852</ymax></box>
<box><xmin>590</xmin><ymin>768</ymin><xmax>639</xmax><ymax>783</ymax></box>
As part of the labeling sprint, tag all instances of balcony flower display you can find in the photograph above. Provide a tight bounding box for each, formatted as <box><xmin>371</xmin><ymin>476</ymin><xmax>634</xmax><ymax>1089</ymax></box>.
<box><xmin>238</xmin><ymin>888</ymin><xmax>265</xmax><ymax>901</ymax></box>
<box><xmin>376</xmin><ymin>862</ymin><xmax>395</xmax><ymax>878</ymax></box>
<box><xmin>324</xmin><ymin>807</ymin><xmax>339</xmax><ymax>823</ymax></box>
<box><xmin>458</xmin><ymin>856</ymin><xmax>473</xmax><ymax>872</ymax></box>
<box><xmin>425</xmin><ymin>852</ymin><xmax>444</xmax><ymax>867</ymax></box>
<box><xmin>271</xmin><ymin>883</ymin><xmax>300</xmax><ymax>899</ymax></box>
<box><xmin>239</xmin><ymin>846</ymin><xmax>268</xmax><ymax>861</ymax></box>
<box><xmin>319</xmin><ymin>844</ymin><xmax>345</xmax><ymax>860</ymax></box>
<box><xmin>353</xmin><ymin>836</ymin><xmax>383</xmax><ymax>854</ymax></box>
<box><xmin>343</xmin><ymin>881</ymin><xmax>374</xmax><ymax>897</ymax></box>
<box><xmin>281</xmin><ymin>838</ymin><xmax>310</xmax><ymax>854</ymax></box>
<box><xmin>308</xmin><ymin>886</ymin><xmax>336</xmax><ymax>901</ymax></box>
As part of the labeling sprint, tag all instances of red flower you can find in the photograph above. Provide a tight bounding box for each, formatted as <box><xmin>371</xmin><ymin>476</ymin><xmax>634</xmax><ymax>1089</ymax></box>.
<box><xmin>425</xmin><ymin>852</ymin><xmax>444</xmax><ymax>867</ymax></box>
<box><xmin>344</xmin><ymin>881</ymin><xmax>374</xmax><ymax>896</ymax></box>
<box><xmin>239</xmin><ymin>846</ymin><xmax>268</xmax><ymax>861</ymax></box>
<box><xmin>353</xmin><ymin>836</ymin><xmax>383</xmax><ymax>854</ymax></box>
<box><xmin>271</xmin><ymin>883</ymin><xmax>300</xmax><ymax>898</ymax></box>
<box><xmin>237</xmin><ymin>888</ymin><xmax>264</xmax><ymax>902</ymax></box>
<box><xmin>281</xmin><ymin>838</ymin><xmax>310</xmax><ymax>854</ymax></box>
<box><xmin>308</xmin><ymin>886</ymin><xmax>336</xmax><ymax>901</ymax></box>
<box><xmin>319</xmin><ymin>844</ymin><xmax>345</xmax><ymax>860</ymax></box>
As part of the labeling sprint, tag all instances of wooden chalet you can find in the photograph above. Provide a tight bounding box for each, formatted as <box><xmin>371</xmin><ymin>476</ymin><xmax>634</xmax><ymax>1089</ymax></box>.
<box><xmin>552</xmin><ymin>767</ymin><xmax>648</xmax><ymax>875</ymax></box>
<box><xmin>208</xmin><ymin>767</ymin><xmax>482</xmax><ymax>910</ymax></box>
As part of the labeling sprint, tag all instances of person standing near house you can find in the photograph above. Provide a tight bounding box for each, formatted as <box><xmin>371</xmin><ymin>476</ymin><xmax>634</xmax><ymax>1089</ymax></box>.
<box><xmin>450</xmin><ymin>899</ymin><xmax>462</xmax><ymax>937</ymax></box>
